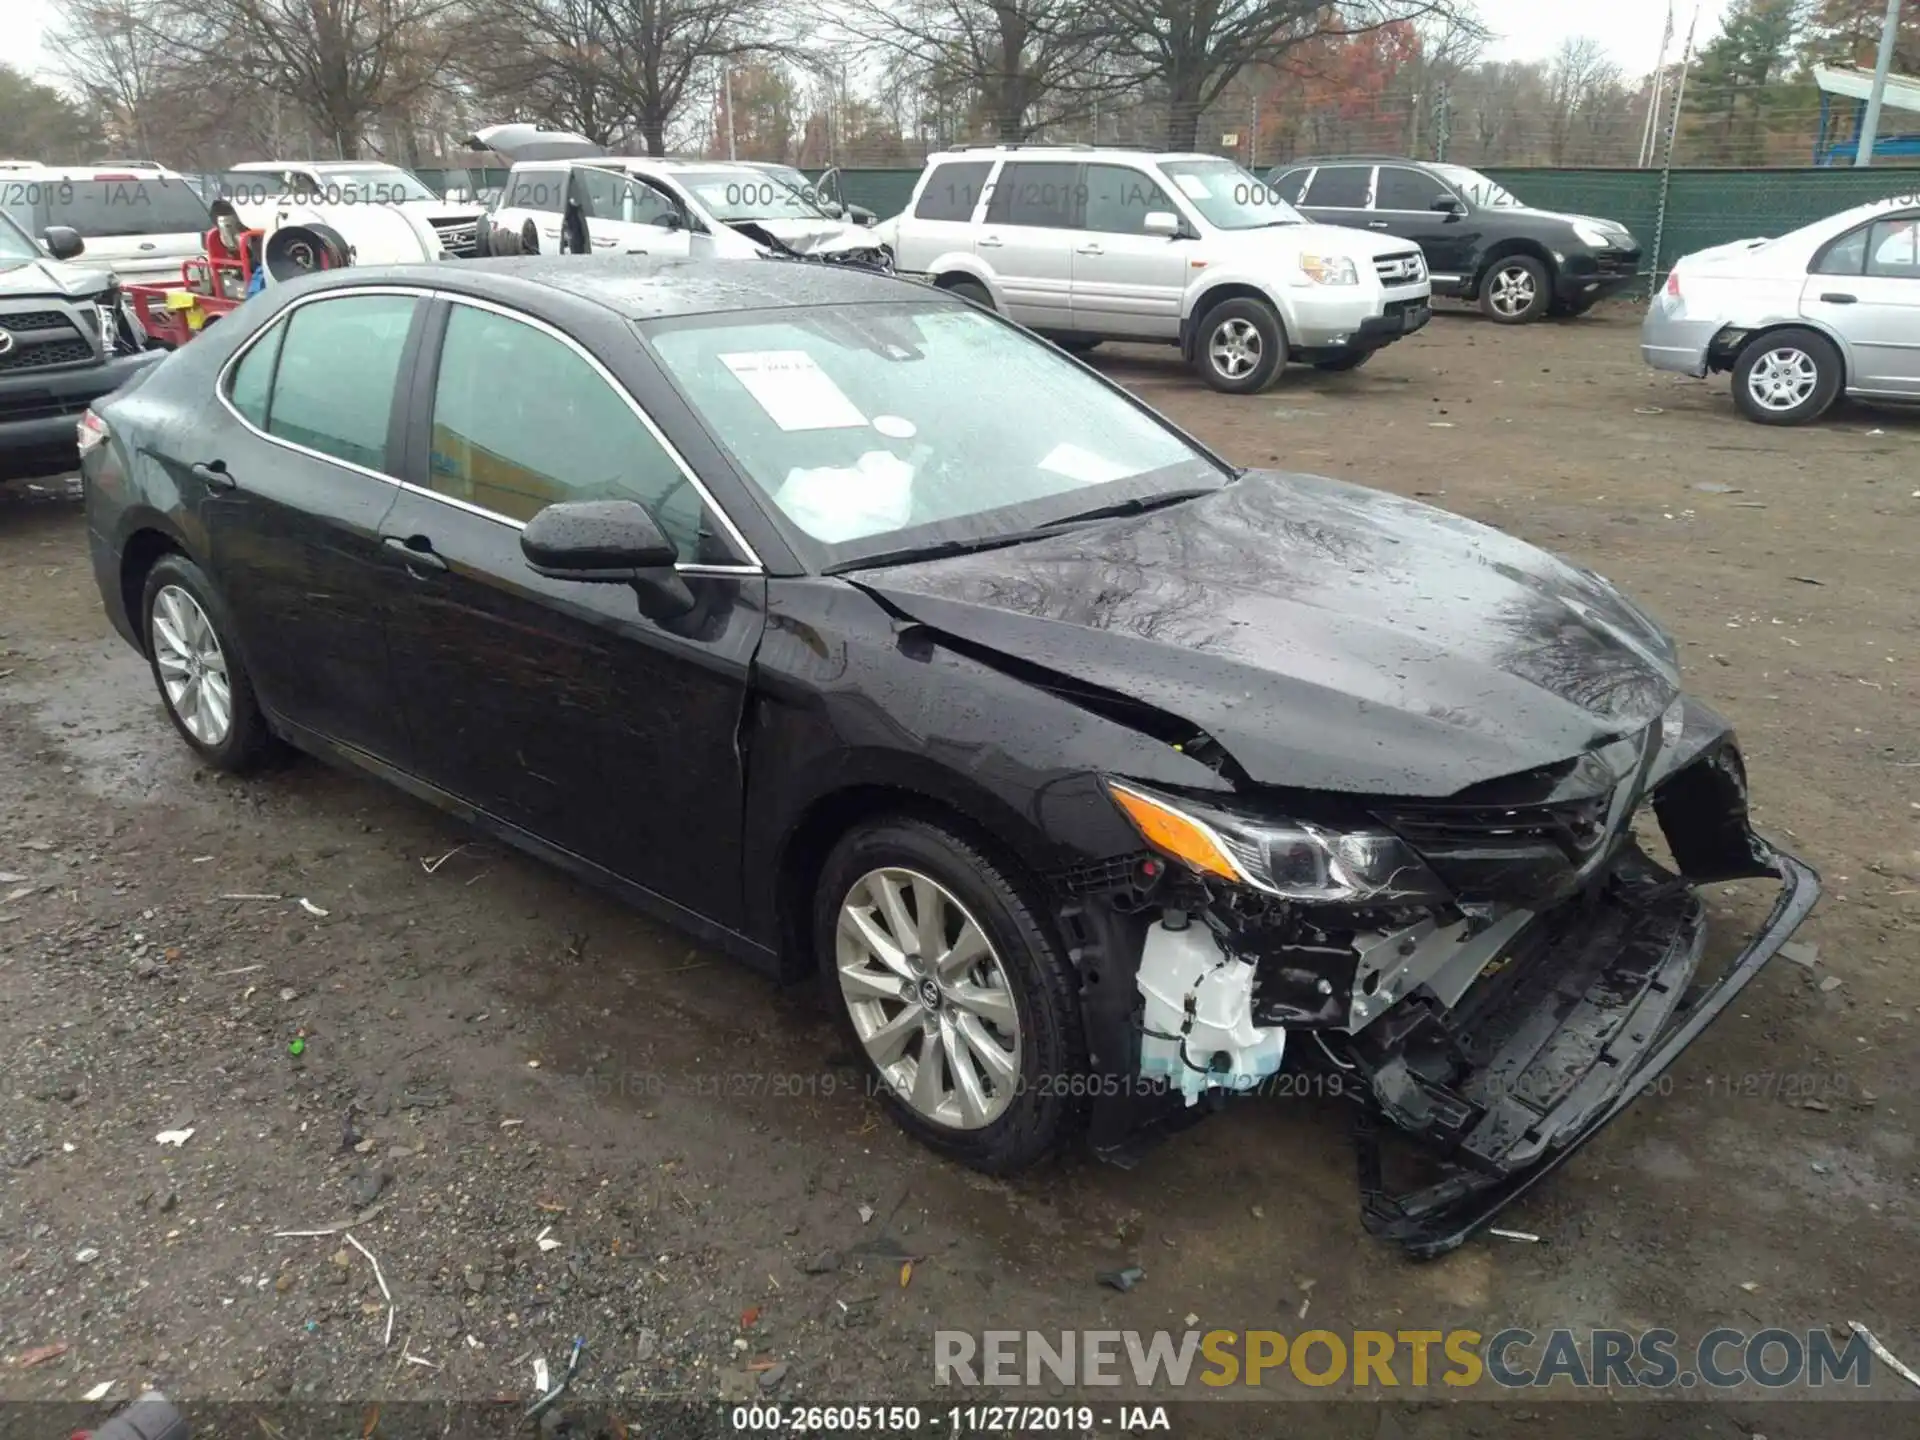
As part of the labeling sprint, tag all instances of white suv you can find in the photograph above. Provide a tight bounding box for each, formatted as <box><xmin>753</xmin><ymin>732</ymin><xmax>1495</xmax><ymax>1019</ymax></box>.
<box><xmin>878</xmin><ymin>146</ymin><xmax>1432</xmax><ymax>393</ymax></box>
<box><xmin>0</xmin><ymin>164</ymin><xmax>212</xmax><ymax>284</ymax></box>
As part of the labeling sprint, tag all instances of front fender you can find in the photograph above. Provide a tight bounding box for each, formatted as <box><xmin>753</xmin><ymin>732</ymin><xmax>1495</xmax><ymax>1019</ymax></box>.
<box><xmin>1179</xmin><ymin>266</ymin><xmax>1289</xmax><ymax>323</ymax></box>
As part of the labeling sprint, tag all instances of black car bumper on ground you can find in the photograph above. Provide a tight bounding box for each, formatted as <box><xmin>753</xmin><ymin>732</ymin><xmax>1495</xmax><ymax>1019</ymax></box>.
<box><xmin>0</xmin><ymin>350</ymin><xmax>163</xmax><ymax>478</ymax></box>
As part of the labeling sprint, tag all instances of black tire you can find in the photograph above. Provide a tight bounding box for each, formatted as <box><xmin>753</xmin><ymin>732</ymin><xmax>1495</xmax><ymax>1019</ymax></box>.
<box><xmin>1730</xmin><ymin>327</ymin><xmax>1843</xmax><ymax>427</ymax></box>
<box><xmin>942</xmin><ymin>277</ymin><xmax>994</xmax><ymax>311</ymax></box>
<box><xmin>1313</xmin><ymin>349</ymin><xmax>1372</xmax><ymax>372</ymax></box>
<box><xmin>1054</xmin><ymin>336</ymin><xmax>1101</xmax><ymax>355</ymax></box>
<box><xmin>519</xmin><ymin>218</ymin><xmax>540</xmax><ymax>255</ymax></box>
<box><xmin>139</xmin><ymin>554</ymin><xmax>279</xmax><ymax>773</ymax></box>
<box><xmin>1192</xmin><ymin>296</ymin><xmax>1286</xmax><ymax>394</ymax></box>
<box><xmin>1478</xmin><ymin>254</ymin><xmax>1551</xmax><ymax>324</ymax></box>
<box><xmin>814</xmin><ymin>817</ymin><xmax>1086</xmax><ymax>1174</ymax></box>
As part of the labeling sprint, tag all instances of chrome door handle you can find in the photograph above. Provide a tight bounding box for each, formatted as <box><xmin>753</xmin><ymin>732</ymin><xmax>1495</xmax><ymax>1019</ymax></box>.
<box><xmin>977</xmin><ymin>235</ymin><xmax>1003</xmax><ymax>248</ymax></box>
<box><xmin>1075</xmin><ymin>244</ymin><xmax>1103</xmax><ymax>255</ymax></box>
<box><xmin>1367</xmin><ymin>221</ymin><xmax>1390</xmax><ymax>229</ymax></box>
<box><xmin>383</xmin><ymin>534</ymin><xmax>448</xmax><ymax>574</ymax></box>
<box><xmin>191</xmin><ymin>460</ymin><xmax>235</xmax><ymax>492</ymax></box>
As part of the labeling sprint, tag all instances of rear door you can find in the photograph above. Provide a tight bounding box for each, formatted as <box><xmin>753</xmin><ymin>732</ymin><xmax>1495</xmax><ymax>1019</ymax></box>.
<box><xmin>896</xmin><ymin>158</ymin><xmax>994</xmax><ymax>275</ymax></box>
<box><xmin>1805</xmin><ymin>212</ymin><xmax>1920</xmax><ymax>396</ymax></box>
<box><xmin>978</xmin><ymin>160</ymin><xmax>1083</xmax><ymax>329</ymax></box>
<box><xmin>196</xmin><ymin>289</ymin><xmax>421</xmax><ymax>763</ymax></box>
<box><xmin>1295</xmin><ymin>163</ymin><xmax>1373</xmax><ymax>233</ymax></box>
<box><xmin>379</xmin><ymin>295</ymin><xmax>765</xmax><ymax>921</ymax></box>
<box><xmin>1069</xmin><ymin>163</ymin><xmax>1188</xmax><ymax>339</ymax></box>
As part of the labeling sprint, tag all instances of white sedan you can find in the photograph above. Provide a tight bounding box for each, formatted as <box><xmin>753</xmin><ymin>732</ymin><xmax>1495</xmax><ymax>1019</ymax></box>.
<box><xmin>1642</xmin><ymin>193</ymin><xmax>1920</xmax><ymax>424</ymax></box>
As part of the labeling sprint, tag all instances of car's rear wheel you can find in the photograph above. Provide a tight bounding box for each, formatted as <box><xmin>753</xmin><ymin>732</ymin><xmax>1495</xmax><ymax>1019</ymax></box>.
<box><xmin>943</xmin><ymin>277</ymin><xmax>994</xmax><ymax>310</ymax></box>
<box><xmin>1194</xmin><ymin>297</ymin><xmax>1285</xmax><ymax>393</ymax></box>
<box><xmin>815</xmin><ymin>817</ymin><xmax>1085</xmax><ymax>1173</ymax></box>
<box><xmin>140</xmin><ymin>555</ymin><xmax>277</xmax><ymax>773</ymax></box>
<box><xmin>1731</xmin><ymin>328</ymin><xmax>1841</xmax><ymax>426</ymax></box>
<box><xmin>1479</xmin><ymin>256</ymin><xmax>1551</xmax><ymax>323</ymax></box>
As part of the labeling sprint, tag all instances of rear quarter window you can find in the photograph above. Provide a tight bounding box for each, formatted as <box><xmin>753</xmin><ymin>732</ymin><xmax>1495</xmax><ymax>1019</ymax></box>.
<box><xmin>508</xmin><ymin>167</ymin><xmax>568</xmax><ymax>213</ymax></box>
<box><xmin>914</xmin><ymin>161</ymin><xmax>993</xmax><ymax>222</ymax></box>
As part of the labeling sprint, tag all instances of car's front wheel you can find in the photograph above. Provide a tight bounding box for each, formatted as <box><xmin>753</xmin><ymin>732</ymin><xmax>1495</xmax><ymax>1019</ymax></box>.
<box><xmin>1194</xmin><ymin>297</ymin><xmax>1285</xmax><ymax>393</ymax></box>
<box><xmin>141</xmin><ymin>555</ymin><xmax>278</xmax><ymax>773</ymax></box>
<box><xmin>1479</xmin><ymin>255</ymin><xmax>1551</xmax><ymax>323</ymax></box>
<box><xmin>815</xmin><ymin>817</ymin><xmax>1085</xmax><ymax>1173</ymax></box>
<box><xmin>1731</xmin><ymin>328</ymin><xmax>1842</xmax><ymax>426</ymax></box>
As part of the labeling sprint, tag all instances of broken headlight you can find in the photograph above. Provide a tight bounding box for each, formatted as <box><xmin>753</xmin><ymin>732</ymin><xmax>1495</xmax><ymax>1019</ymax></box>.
<box><xmin>1107</xmin><ymin>780</ymin><xmax>1450</xmax><ymax>904</ymax></box>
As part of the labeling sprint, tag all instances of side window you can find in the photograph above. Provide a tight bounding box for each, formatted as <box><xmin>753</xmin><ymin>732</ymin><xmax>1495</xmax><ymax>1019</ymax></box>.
<box><xmin>621</xmin><ymin>178</ymin><xmax>681</xmax><ymax>228</ymax></box>
<box><xmin>1815</xmin><ymin>226</ymin><xmax>1869</xmax><ymax>276</ymax></box>
<box><xmin>1303</xmin><ymin>165</ymin><xmax>1370</xmax><ymax>209</ymax></box>
<box><xmin>510</xmin><ymin>167</ymin><xmax>565</xmax><ymax>213</ymax></box>
<box><xmin>914</xmin><ymin>160</ymin><xmax>993</xmax><ymax>221</ymax></box>
<box><xmin>264</xmin><ymin>294</ymin><xmax>418</xmax><ymax>470</ymax></box>
<box><xmin>984</xmin><ymin>161</ymin><xmax>1083</xmax><ymax>228</ymax></box>
<box><xmin>1376</xmin><ymin>166</ymin><xmax>1448</xmax><ymax>212</ymax></box>
<box><xmin>427</xmin><ymin>304</ymin><xmax>726</xmax><ymax>561</ymax></box>
<box><xmin>1082</xmin><ymin>164</ymin><xmax>1176</xmax><ymax>235</ymax></box>
<box><xmin>1866</xmin><ymin>217</ymin><xmax>1920</xmax><ymax>279</ymax></box>
<box><xmin>1272</xmin><ymin>168</ymin><xmax>1311</xmax><ymax>204</ymax></box>
<box><xmin>225</xmin><ymin>317</ymin><xmax>286</xmax><ymax>428</ymax></box>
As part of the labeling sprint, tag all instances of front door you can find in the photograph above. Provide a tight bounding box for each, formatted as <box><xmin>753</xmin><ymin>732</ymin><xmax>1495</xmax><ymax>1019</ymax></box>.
<box><xmin>380</xmin><ymin>296</ymin><xmax>765</xmax><ymax>924</ymax></box>
<box><xmin>196</xmin><ymin>290</ymin><xmax>422</xmax><ymax>763</ymax></box>
<box><xmin>1804</xmin><ymin>212</ymin><xmax>1920</xmax><ymax>396</ymax></box>
<box><xmin>1068</xmin><ymin>163</ymin><xmax>1189</xmax><ymax>340</ymax></box>
<box><xmin>1371</xmin><ymin>165</ymin><xmax>1476</xmax><ymax>283</ymax></box>
<box><xmin>976</xmin><ymin>160</ymin><xmax>1083</xmax><ymax>330</ymax></box>
<box><xmin>571</xmin><ymin>168</ymin><xmax>693</xmax><ymax>257</ymax></box>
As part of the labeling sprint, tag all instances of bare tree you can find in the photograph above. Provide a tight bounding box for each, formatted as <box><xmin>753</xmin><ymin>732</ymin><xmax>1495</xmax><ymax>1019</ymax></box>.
<box><xmin>831</xmin><ymin>0</ymin><xmax>1131</xmax><ymax>143</ymax></box>
<box><xmin>156</xmin><ymin>0</ymin><xmax>463</xmax><ymax>159</ymax></box>
<box><xmin>1083</xmin><ymin>0</ymin><xmax>1465</xmax><ymax>151</ymax></box>
<box><xmin>457</xmin><ymin>0</ymin><xmax>637</xmax><ymax>144</ymax></box>
<box><xmin>49</xmin><ymin>0</ymin><xmax>171</xmax><ymax>156</ymax></box>
<box><xmin>1543</xmin><ymin>36</ymin><xmax>1619</xmax><ymax>164</ymax></box>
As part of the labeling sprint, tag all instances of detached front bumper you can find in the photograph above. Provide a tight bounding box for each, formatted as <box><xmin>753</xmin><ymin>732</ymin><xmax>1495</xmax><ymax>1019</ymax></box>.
<box><xmin>1357</xmin><ymin>834</ymin><xmax>1817</xmax><ymax>1257</ymax></box>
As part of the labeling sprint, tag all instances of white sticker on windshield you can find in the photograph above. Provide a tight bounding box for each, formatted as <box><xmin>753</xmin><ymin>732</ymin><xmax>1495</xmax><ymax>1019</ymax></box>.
<box><xmin>720</xmin><ymin>351</ymin><xmax>867</xmax><ymax>431</ymax></box>
<box><xmin>1172</xmin><ymin>174</ymin><xmax>1210</xmax><ymax>201</ymax></box>
<box><xmin>1038</xmin><ymin>442</ymin><xmax>1133</xmax><ymax>486</ymax></box>
<box><xmin>873</xmin><ymin>414</ymin><xmax>917</xmax><ymax>439</ymax></box>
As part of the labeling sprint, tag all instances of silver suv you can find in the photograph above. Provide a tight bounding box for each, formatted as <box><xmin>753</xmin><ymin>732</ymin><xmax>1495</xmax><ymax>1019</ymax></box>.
<box><xmin>876</xmin><ymin>145</ymin><xmax>1432</xmax><ymax>393</ymax></box>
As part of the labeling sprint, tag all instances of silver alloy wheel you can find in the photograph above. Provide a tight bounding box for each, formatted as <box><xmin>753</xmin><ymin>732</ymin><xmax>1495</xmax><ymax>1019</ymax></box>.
<box><xmin>1489</xmin><ymin>263</ymin><xmax>1537</xmax><ymax>318</ymax></box>
<box><xmin>836</xmin><ymin>867</ymin><xmax>1022</xmax><ymax>1130</ymax></box>
<box><xmin>1746</xmin><ymin>346</ymin><xmax>1819</xmax><ymax>412</ymax></box>
<box><xmin>1208</xmin><ymin>317</ymin><xmax>1263</xmax><ymax>379</ymax></box>
<box><xmin>150</xmin><ymin>584</ymin><xmax>233</xmax><ymax>747</ymax></box>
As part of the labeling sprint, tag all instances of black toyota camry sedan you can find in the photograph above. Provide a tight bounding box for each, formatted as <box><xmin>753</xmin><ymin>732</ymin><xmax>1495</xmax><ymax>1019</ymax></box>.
<box><xmin>80</xmin><ymin>255</ymin><xmax>1817</xmax><ymax>1255</ymax></box>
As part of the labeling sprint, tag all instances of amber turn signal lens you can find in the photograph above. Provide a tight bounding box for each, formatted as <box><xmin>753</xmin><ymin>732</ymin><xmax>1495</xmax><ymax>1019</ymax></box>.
<box><xmin>1107</xmin><ymin>783</ymin><xmax>1244</xmax><ymax>885</ymax></box>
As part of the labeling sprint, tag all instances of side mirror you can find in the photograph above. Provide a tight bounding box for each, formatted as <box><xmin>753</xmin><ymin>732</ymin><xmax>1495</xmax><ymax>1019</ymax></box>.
<box><xmin>42</xmin><ymin>225</ymin><xmax>84</xmax><ymax>260</ymax></box>
<box><xmin>523</xmin><ymin>499</ymin><xmax>676</xmax><ymax>578</ymax></box>
<box><xmin>1143</xmin><ymin>210</ymin><xmax>1180</xmax><ymax>237</ymax></box>
<box><xmin>1431</xmin><ymin>196</ymin><xmax>1466</xmax><ymax>217</ymax></box>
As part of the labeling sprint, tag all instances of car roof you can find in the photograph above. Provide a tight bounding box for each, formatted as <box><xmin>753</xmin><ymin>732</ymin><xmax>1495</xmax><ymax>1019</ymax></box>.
<box><xmin>925</xmin><ymin>146</ymin><xmax>1217</xmax><ymax>164</ymax></box>
<box><xmin>1281</xmin><ymin>155</ymin><xmax>1425</xmax><ymax>166</ymax></box>
<box><xmin>226</xmin><ymin>160</ymin><xmax>409</xmax><ymax>172</ymax></box>
<box><xmin>12</xmin><ymin>163</ymin><xmax>190</xmax><ymax>179</ymax></box>
<box><xmin>292</xmin><ymin>253</ymin><xmax>948</xmax><ymax>319</ymax></box>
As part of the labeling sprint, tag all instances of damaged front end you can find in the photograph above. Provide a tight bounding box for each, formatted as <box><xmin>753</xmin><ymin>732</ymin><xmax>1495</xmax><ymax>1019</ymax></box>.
<box><xmin>1062</xmin><ymin>696</ymin><xmax>1818</xmax><ymax>1257</ymax></box>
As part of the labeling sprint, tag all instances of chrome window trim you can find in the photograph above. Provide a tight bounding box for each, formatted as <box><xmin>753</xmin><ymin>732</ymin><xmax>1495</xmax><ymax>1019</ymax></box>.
<box><xmin>214</xmin><ymin>283</ymin><xmax>431</xmax><ymax>489</ymax></box>
<box><xmin>214</xmin><ymin>282</ymin><xmax>765</xmax><ymax>577</ymax></box>
<box><xmin>426</xmin><ymin>291</ymin><xmax>763</xmax><ymax>571</ymax></box>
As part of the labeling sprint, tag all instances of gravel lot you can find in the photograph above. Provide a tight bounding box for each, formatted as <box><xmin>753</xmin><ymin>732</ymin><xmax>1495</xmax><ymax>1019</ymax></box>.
<box><xmin>1</xmin><ymin>300</ymin><xmax>1917</xmax><ymax>1437</ymax></box>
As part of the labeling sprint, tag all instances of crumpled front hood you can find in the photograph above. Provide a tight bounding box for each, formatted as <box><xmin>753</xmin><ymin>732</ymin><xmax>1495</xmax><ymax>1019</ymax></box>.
<box><xmin>735</xmin><ymin>217</ymin><xmax>884</xmax><ymax>255</ymax></box>
<box><xmin>0</xmin><ymin>258</ymin><xmax>113</xmax><ymax>299</ymax></box>
<box><xmin>858</xmin><ymin>472</ymin><xmax>1681</xmax><ymax>798</ymax></box>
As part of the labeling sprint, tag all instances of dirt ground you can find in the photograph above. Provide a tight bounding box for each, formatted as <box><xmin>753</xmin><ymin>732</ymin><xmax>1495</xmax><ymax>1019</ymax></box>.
<box><xmin>1</xmin><ymin>300</ymin><xmax>1917</xmax><ymax>1439</ymax></box>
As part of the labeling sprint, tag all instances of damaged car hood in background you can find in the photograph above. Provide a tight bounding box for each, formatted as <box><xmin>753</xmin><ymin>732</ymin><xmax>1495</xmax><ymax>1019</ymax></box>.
<box><xmin>859</xmin><ymin>471</ymin><xmax>1681</xmax><ymax>797</ymax></box>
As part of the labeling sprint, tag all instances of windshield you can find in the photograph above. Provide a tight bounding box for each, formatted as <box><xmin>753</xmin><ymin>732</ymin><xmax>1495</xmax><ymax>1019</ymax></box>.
<box><xmin>0</xmin><ymin>176</ymin><xmax>211</xmax><ymax>237</ymax></box>
<box><xmin>646</xmin><ymin>300</ymin><xmax>1225</xmax><ymax>567</ymax></box>
<box><xmin>1156</xmin><ymin>158</ymin><xmax>1303</xmax><ymax>230</ymax></box>
<box><xmin>673</xmin><ymin>169</ymin><xmax>830</xmax><ymax>221</ymax></box>
<box><xmin>1433</xmin><ymin>165</ymin><xmax>1521</xmax><ymax>209</ymax></box>
<box><xmin>0</xmin><ymin>209</ymin><xmax>40</xmax><ymax>267</ymax></box>
<box><xmin>758</xmin><ymin>164</ymin><xmax>818</xmax><ymax>200</ymax></box>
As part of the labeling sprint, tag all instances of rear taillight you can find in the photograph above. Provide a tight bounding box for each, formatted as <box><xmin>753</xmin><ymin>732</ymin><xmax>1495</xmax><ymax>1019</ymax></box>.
<box><xmin>1664</xmin><ymin>269</ymin><xmax>1681</xmax><ymax>298</ymax></box>
<box><xmin>76</xmin><ymin>409</ymin><xmax>109</xmax><ymax>458</ymax></box>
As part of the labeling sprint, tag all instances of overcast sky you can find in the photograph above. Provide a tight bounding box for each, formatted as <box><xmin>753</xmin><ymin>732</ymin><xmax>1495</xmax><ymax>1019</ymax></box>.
<box><xmin>11</xmin><ymin>0</ymin><xmax>1734</xmax><ymax>90</ymax></box>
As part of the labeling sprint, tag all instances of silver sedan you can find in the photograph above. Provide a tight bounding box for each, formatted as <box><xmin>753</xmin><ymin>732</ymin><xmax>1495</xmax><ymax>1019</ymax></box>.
<box><xmin>1642</xmin><ymin>195</ymin><xmax>1920</xmax><ymax>425</ymax></box>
